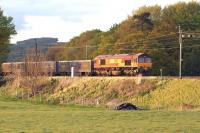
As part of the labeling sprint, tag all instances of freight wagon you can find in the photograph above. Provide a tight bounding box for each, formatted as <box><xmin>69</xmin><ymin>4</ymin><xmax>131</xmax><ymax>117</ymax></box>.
<box><xmin>56</xmin><ymin>60</ymin><xmax>92</xmax><ymax>76</ymax></box>
<box><xmin>1</xmin><ymin>60</ymin><xmax>92</xmax><ymax>76</ymax></box>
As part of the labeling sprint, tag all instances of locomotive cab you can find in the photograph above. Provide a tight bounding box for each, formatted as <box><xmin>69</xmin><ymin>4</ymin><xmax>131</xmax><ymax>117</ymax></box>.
<box><xmin>136</xmin><ymin>54</ymin><xmax>152</xmax><ymax>70</ymax></box>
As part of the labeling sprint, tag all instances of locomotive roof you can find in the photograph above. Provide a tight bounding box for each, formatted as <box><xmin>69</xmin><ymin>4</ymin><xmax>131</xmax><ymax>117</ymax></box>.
<box><xmin>95</xmin><ymin>53</ymin><xmax>146</xmax><ymax>59</ymax></box>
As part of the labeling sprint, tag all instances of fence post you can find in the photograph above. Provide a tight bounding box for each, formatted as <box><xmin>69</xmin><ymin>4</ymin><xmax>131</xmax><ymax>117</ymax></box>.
<box><xmin>96</xmin><ymin>99</ymin><xmax>99</xmax><ymax>105</ymax></box>
<box><xmin>34</xmin><ymin>92</ymin><xmax>36</xmax><ymax>101</ymax></box>
<box><xmin>40</xmin><ymin>93</ymin><xmax>42</xmax><ymax>102</ymax></box>
<box><xmin>81</xmin><ymin>98</ymin><xmax>84</xmax><ymax>105</ymax></box>
<box><xmin>21</xmin><ymin>90</ymin><xmax>23</xmax><ymax>100</ymax></box>
<box><xmin>16</xmin><ymin>89</ymin><xmax>18</xmax><ymax>97</ymax></box>
<box><xmin>157</xmin><ymin>103</ymin><xmax>160</xmax><ymax>111</ymax></box>
<box><xmin>28</xmin><ymin>91</ymin><xmax>30</xmax><ymax>101</ymax></box>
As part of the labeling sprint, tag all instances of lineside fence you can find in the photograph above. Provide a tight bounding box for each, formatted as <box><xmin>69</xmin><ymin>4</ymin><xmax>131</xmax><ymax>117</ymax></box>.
<box><xmin>0</xmin><ymin>84</ymin><xmax>101</xmax><ymax>105</ymax></box>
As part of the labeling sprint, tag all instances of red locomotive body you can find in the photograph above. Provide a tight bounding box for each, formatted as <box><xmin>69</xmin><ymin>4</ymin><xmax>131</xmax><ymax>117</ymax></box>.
<box><xmin>93</xmin><ymin>53</ymin><xmax>152</xmax><ymax>76</ymax></box>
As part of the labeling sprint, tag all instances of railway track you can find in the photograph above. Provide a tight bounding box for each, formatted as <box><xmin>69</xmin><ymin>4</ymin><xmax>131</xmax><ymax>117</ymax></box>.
<box><xmin>50</xmin><ymin>76</ymin><xmax>200</xmax><ymax>79</ymax></box>
<box><xmin>1</xmin><ymin>75</ymin><xmax>200</xmax><ymax>79</ymax></box>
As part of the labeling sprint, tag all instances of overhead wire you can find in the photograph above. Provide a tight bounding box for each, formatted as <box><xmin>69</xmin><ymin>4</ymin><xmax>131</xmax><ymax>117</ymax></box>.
<box><xmin>5</xmin><ymin>32</ymin><xmax>200</xmax><ymax>60</ymax></box>
<box><xmin>8</xmin><ymin>43</ymin><xmax>200</xmax><ymax>56</ymax></box>
<box><xmin>40</xmin><ymin>33</ymin><xmax>179</xmax><ymax>49</ymax></box>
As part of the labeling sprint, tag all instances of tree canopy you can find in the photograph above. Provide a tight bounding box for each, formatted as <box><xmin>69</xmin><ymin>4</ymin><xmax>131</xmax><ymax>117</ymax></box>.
<box><xmin>47</xmin><ymin>1</ymin><xmax>200</xmax><ymax>76</ymax></box>
<box><xmin>0</xmin><ymin>8</ymin><xmax>16</xmax><ymax>65</ymax></box>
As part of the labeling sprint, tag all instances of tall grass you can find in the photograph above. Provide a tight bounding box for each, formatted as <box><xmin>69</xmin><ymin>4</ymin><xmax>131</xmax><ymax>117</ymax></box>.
<box><xmin>48</xmin><ymin>77</ymin><xmax>155</xmax><ymax>105</ymax></box>
<box><xmin>133</xmin><ymin>79</ymin><xmax>200</xmax><ymax>109</ymax></box>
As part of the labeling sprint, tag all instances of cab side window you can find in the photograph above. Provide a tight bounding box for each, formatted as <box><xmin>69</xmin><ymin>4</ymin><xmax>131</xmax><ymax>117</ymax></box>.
<box><xmin>100</xmin><ymin>59</ymin><xmax>106</xmax><ymax>65</ymax></box>
<box><xmin>138</xmin><ymin>58</ymin><xmax>145</xmax><ymax>63</ymax></box>
<box><xmin>125</xmin><ymin>60</ymin><xmax>131</xmax><ymax>66</ymax></box>
<box><xmin>145</xmin><ymin>57</ymin><xmax>151</xmax><ymax>63</ymax></box>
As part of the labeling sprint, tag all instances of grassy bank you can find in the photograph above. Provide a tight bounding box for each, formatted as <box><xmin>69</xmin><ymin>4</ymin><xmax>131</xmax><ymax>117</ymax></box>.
<box><xmin>0</xmin><ymin>97</ymin><xmax>200</xmax><ymax>133</ymax></box>
<box><xmin>132</xmin><ymin>79</ymin><xmax>200</xmax><ymax>109</ymax></box>
<box><xmin>48</xmin><ymin>77</ymin><xmax>156</xmax><ymax>106</ymax></box>
<box><xmin>1</xmin><ymin>77</ymin><xmax>200</xmax><ymax>109</ymax></box>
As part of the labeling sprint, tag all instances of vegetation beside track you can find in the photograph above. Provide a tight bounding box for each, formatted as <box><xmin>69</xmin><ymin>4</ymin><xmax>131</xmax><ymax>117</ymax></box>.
<box><xmin>132</xmin><ymin>79</ymin><xmax>200</xmax><ymax>109</ymax></box>
<box><xmin>1</xmin><ymin>77</ymin><xmax>200</xmax><ymax>110</ymax></box>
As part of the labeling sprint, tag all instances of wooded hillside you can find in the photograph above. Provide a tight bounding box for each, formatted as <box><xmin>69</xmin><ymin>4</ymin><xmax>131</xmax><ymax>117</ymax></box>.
<box><xmin>47</xmin><ymin>1</ymin><xmax>200</xmax><ymax>76</ymax></box>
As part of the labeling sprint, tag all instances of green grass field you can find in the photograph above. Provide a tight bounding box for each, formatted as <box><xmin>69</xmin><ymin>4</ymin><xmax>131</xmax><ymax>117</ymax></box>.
<box><xmin>0</xmin><ymin>97</ymin><xmax>200</xmax><ymax>133</ymax></box>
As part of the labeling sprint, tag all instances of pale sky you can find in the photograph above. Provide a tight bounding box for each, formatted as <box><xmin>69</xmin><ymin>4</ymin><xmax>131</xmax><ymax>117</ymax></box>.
<box><xmin>0</xmin><ymin>0</ymin><xmax>196</xmax><ymax>43</ymax></box>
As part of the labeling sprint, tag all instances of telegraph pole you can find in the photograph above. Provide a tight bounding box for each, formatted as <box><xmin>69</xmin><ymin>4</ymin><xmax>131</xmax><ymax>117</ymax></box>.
<box><xmin>85</xmin><ymin>44</ymin><xmax>88</xmax><ymax>60</ymax></box>
<box><xmin>34</xmin><ymin>38</ymin><xmax>38</xmax><ymax>76</ymax></box>
<box><xmin>34</xmin><ymin>38</ymin><xmax>38</xmax><ymax>60</ymax></box>
<box><xmin>179</xmin><ymin>26</ymin><xmax>183</xmax><ymax>79</ymax></box>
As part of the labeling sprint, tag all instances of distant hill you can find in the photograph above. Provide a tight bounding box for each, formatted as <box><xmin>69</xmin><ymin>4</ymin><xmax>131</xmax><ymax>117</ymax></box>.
<box><xmin>7</xmin><ymin>37</ymin><xmax>61</xmax><ymax>62</ymax></box>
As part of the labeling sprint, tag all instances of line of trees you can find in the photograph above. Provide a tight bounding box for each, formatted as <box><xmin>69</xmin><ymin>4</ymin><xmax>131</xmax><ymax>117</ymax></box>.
<box><xmin>47</xmin><ymin>1</ymin><xmax>200</xmax><ymax>76</ymax></box>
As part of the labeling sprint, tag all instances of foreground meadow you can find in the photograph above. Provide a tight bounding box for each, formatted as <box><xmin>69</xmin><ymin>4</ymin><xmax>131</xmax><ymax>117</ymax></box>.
<box><xmin>0</xmin><ymin>97</ymin><xmax>200</xmax><ymax>133</ymax></box>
